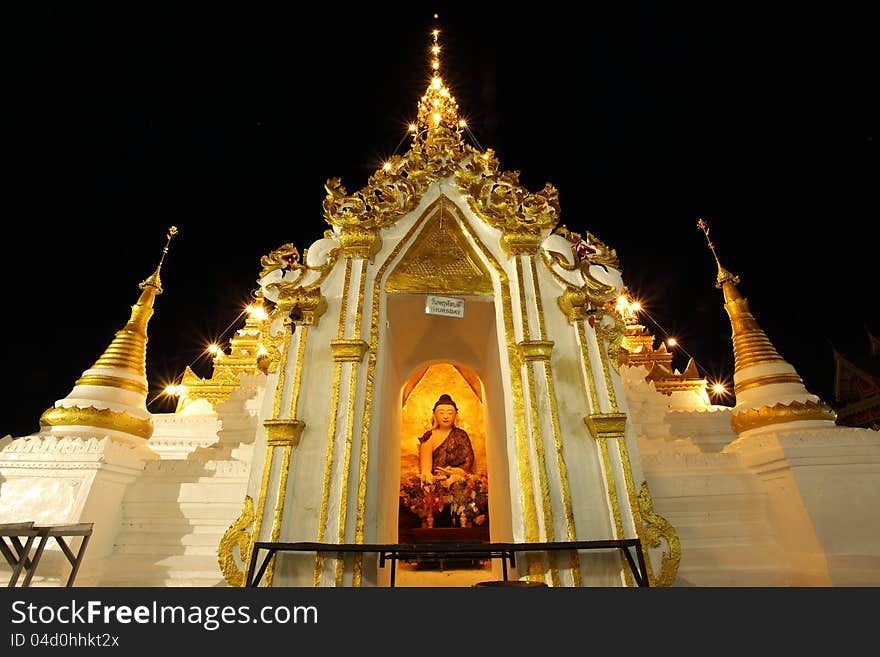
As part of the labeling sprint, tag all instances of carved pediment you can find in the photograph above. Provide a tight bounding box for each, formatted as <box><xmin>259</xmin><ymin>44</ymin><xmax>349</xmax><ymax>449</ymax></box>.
<box><xmin>385</xmin><ymin>199</ymin><xmax>494</xmax><ymax>296</ymax></box>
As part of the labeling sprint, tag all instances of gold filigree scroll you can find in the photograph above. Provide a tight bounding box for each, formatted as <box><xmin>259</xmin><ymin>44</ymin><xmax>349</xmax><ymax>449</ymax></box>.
<box><xmin>637</xmin><ymin>481</ymin><xmax>680</xmax><ymax>587</ymax></box>
<box><xmin>456</xmin><ymin>149</ymin><xmax>560</xmax><ymax>255</ymax></box>
<box><xmin>259</xmin><ymin>244</ymin><xmax>301</xmax><ymax>280</ymax></box>
<box><xmin>323</xmin><ymin>162</ymin><xmax>428</xmax><ymax>258</ymax></box>
<box><xmin>219</xmin><ymin>495</ymin><xmax>255</xmax><ymax>587</ymax></box>
<box><xmin>584</xmin><ymin>232</ymin><xmax>619</xmax><ymax>270</ymax></box>
<box><xmin>262</xmin><ymin>242</ymin><xmax>340</xmax><ymax>292</ymax></box>
<box><xmin>594</xmin><ymin>311</ymin><xmax>627</xmax><ymax>373</ymax></box>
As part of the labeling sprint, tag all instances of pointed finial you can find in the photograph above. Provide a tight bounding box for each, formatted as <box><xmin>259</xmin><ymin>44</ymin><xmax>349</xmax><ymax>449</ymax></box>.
<box><xmin>414</xmin><ymin>14</ymin><xmax>463</xmax><ymax>144</ymax></box>
<box><xmin>140</xmin><ymin>226</ymin><xmax>179</xmax><ymax>294</ymax></box>
<box><xmin>697</xmin><ymin>218</ymin><xmax>740</xmax><ymax>289</ymax></box>
<box><xmin>431</xmin><ymin>13</ymin><xmax>441</xmax><ymax>76</ymax></box>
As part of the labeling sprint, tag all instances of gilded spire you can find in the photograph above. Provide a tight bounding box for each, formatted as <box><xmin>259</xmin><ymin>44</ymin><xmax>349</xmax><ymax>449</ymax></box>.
<box><xmin>697</xmin><ymin>218</ymin><xmax>741</xmax><ymax>292</ymax></box>
<box><xmin>414</xmin><ymin>15</ymin><xmax>464</xmax><ymax>146</ymax></box>
<box><xmin>697</xmin><ymin>219</ymin><xmax>835</xmax><ymax>436</ymax></box>
<box><xmin>697</xmin><ymin>218</ymin><xmax>783</xmax><ymax>374</ymax></box>
<box><xmin>39</xmin><ymin>227</ymin><xmax>178</xmax><ymax>441</ymax></box>
<box><xmin>90</xmin><ymin>226</ymin><xmax>178</xmax><ymax>374</ymax></box>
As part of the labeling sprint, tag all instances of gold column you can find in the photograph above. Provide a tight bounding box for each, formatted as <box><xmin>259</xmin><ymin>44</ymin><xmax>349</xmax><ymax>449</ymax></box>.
<box><xmin>249</xmin><ymin>280</ymin><xmax>325</xmax><ymax>586</ymax></box>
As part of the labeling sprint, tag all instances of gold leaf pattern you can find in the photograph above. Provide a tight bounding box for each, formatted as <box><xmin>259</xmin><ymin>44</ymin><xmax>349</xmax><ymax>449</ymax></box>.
<box><xmin>637</xmin><ymin>481</ymin><xmax>681</xmax><ymax>587</ymax></box>
<box><xmin>218</xmin><ymin>496</ymin><xmax>255</xmax><ymax>587</ymax></box>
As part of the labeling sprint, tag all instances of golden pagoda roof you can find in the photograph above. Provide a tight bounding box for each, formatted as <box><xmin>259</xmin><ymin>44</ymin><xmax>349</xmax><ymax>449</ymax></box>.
<box><xmin>697</xmin><ymin>219</ymin><xmax>836</xmax><ymax>434</ymax></box>
<box><xmin>39</xmin><ymin>227</ymin><xmax>178</xmax><ymax>440</ymax></box>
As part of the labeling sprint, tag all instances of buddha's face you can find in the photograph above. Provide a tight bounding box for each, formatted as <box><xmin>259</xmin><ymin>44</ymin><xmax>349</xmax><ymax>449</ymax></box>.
<box><xmin>434</xmin><ymin>404</ymin><xmax>456</xmax><ymax>428</ymax></box>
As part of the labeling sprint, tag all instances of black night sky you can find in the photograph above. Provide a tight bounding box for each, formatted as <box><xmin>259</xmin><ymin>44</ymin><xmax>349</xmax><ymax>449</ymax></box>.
<box><xmin>2</xmin><ymin>3</ymin><xmax>875</xmax><ymax>438</ymax></box>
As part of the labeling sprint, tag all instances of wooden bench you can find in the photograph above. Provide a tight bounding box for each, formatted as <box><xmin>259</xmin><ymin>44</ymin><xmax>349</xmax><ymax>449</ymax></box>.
<box><xmin>0</xmin><ymin>521</ymin><xmax>94</xmax><ymax>587</ymax></box>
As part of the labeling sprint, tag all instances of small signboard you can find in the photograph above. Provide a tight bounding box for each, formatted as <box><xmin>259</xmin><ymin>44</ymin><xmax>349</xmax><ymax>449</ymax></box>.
<box><xmin>425</xmin><ymin>294</ymin><xmax>465</xmax><ymax>319</ymax></box>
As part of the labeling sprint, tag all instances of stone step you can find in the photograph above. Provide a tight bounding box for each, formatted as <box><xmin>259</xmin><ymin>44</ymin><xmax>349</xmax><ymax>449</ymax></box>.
<box><xmin>111</xmin><ymin>542</ymin><xmax>221</xmax><ymax>557</ymax></box>
<box><xmin>117</xmin><ymin>519</ymin><xmax>233</xmax><ymax>533</ymax></box>
<box><xmin>122</xmin><ymin>483</ymin><xmax>249</xmax><ymax>504</ymax></box>
<box><xmin>119</xmin><ymin>502</ymin><xmax>243</xmax><ymax>521</ymax></box>
<box><xmin>98</xmin><ymin>555</ymin><xmax>229</xmax><ymax>587</ymax></box>
<box><xmin>673</xmin><ymin>566</ymin><xmax>789</xmax><ymax>587</ymax></box>
<box><xmin>660</xmin><ymin>519</ymin><xmax>776</xmax><ymax>541</ymax></box>
<box><xmin>114</xmin><ymin>530</ymin><xmax>225</xmax><ymax>548</ymax></box>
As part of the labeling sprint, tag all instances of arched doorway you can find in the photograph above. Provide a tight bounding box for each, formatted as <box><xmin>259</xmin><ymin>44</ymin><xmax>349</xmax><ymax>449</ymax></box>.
<box><xmin>395</xmin><ymin>362</ymin><xmax>494</xmax><ymax>586</ymax></box>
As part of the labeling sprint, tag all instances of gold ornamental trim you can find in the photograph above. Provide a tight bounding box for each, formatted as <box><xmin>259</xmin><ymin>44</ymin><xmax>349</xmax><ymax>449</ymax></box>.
<box><xmin>265</xmin><ymin>443</ymin><xmax>294</xmax><ymax>586</ymax></box>
<box><xmin>330</xmin><ymin>339</ymin><xmax>369</xmax><ymax>363</ymax></box>
<box><xmin>455</xmin><ymin>149</ymin><xmax>560</xmax><ymax>257</ymax></box>
<box><xmin>179</xmin><ymin>365</ymin><xmax>240</xmax><ymax>410</ymax></box>
<box><xmin>540</xmin><ymin>237</ymin><xmax>619</xmax><ymax>309</ymax></box>
<box><xmin>263</xmin><ymin>419</ymin><xmax>305</xmax><ymax>447</ymax></box>
<box><xmin>246</xmin><ymin>447</ymin><xmax>275</xmax><ymax>584</ymax></box>
<box><xmin>617</xmin><ymin>438</ymin><xmax>655</xmax><ymax>585</ymax></box>
<box><xmin>557</xmin><ymin>286</ymin><xmax>588</xmax><ymax>323</ymax></box>
<box><xmin>218</xmin><ymin>496</ymin><xmax>254</xmax><ymax>587</ymax></box>
<box><xmin>259</xmin><ymin>242</ymin><xmax>340</xmax><ymax>285</ymax></box>
<box><xmin>74</xmin><ymin>373</ymin><xmax>148</xmax><ymax>396</ymax></box>
<box><xmin>339</xmin><ymin>227</ymin><xmax>383</xmax><ymax>260</ymax></box>
<box><xmin>637</xmin><ymin>481</ymin><xmax>681</xmax><ymax>587</ymax></box>
<box><xmin>269</xmin><ymin>286</ymin><xmax>328</xmax><ymax>327</ymax></box>
<box><xmin>40</xmin><ymin>405</ymin><xmax>153</xmax><ymax>439</ymax></box>
<box><xmin>385</xmin><ymin>201</ymin><xmax>494</xmax><ymax>296</ymax></box>
<box><xmin>734</xmin><ymin>372</ymin><xmax>804</xmax><ymax>395</ymax></box>
<box><xmin>517</xmin><ymin>340</ymin><xmax>555</xmax><ymax>362</ymax></box>
<box><xmin>595</xmin><ymin>312</ymin><xmax>627</xmax><ymax>375</ymax></box>
<box><xmin>260</xmin><ymin>320</ymin><xmax>290</xmax><ymax>375</ymax></box>
<box><xmin>584</xmin><ymin>412</ymin><xmax>627</xmax><ymax>441</ymax></box>
<box><xmin>323</xmin><ymin>162</ymin><xmax>427</xmax><ymax>237</ymax></box>
<box><xmin>731</xmin><ymin>399</ymin><xmax>837</xmax><ymax>434</ymax></box>
<box><xmin>576</xmin><ymin>321</ymin><xmax>601</xmax><ymax>413</ymax></box>
<box><xmin>530</xmin><ymin>253</ymin><xmax>577</xmax><ymax>573</ymax></box>
<box><xmin>501</xmin><ymin>232</ymin><xmax>543</xmax><ymax>256</ymax></box>
<box><xmin>652</xmin><ymin>379</ymin><xmax>709</xmax><ymax>396</ymax></box>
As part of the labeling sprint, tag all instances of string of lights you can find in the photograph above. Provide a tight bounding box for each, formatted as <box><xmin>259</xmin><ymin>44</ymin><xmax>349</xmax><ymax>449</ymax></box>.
<box><xmin>615</xmin><ymin>294</ymin><xmax>732</xmax><ymax>403</ymax></box>
<box><xmin>146</xmin><ymin>306</ymin><xmax>250</xmax><ymax>410</ymax></box>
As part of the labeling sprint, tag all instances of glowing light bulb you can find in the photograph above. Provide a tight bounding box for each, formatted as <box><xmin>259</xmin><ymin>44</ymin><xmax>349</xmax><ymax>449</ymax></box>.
<box><xmin>616</xmin><ymin>295</ymin><xmax>628</xmax><ymax>307</ymax></box>
<box><xmin>252</xmin><ymin>306</ymin><xmax>268</xmax><ymax>320</ymax></box>
<box><xmin>245</xmin><ymin>304</ymin><xmax>254</xmax><ymax>314</ymax></box>
<box><xmin>383</xmin><ymin>162</ymin><xmax>392</xmax><ymax>171</ymax></box>
<box><xmin>433</xmin><ymin>112</ymin><xmax>441</xmax><ymax>123</ymax></box>
<box><xmin>667</xmin><ymin>338</ymin><xmax>677</xmax><ymax>347</ymax></box>
<box><xmin>712</xmin><ymin>383</ymin><xmax>726</xmax><ymax>395</ymax></box>
<box><xmin>630</xmin><ymin>301</ymin><xmax>642</xmax><ymax>312</ymax></box>
<box><xmin>432</xmin><ymin>77</ymin><xmax>442</xmax><ymax>89</ymax></box>
<box><xmin>432</xmin><ymin>29</ymin><xmax>439</xmax><ymax>38</ymax></box>
<box><xmin>164</xmin><ymin>384</ymin><xmax>177</xmax><ymax>395</ymax></box>
<box><xmin>432</xmin><ymin>46</ymin><xmax>440</xmax><ymax>55</ymax></box>
<box><xmin>458</xmin><ymin>119</ymin><xmax>467</xmax><ymax>128</ymax></box>
<box><xmin>208</xmin><ymin>344</ymin><xmax>219</xmax><ymax>355</ymax></box>
<box><xmin>432</xmin><ymin>60</ymin><xmax>439</xmax><ymax>70</ymax></box>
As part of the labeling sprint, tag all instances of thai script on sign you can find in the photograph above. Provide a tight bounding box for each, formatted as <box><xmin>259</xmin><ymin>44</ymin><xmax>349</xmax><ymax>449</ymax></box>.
<box><xmin>425</xmin><ymin>295</ymin><xmax>465</xmax><ymax>319</ymax></box>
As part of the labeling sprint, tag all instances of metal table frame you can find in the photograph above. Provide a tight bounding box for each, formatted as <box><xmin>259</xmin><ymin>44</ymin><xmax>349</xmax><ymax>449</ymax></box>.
<box><xmin>0</xmin><ymin>521</ymin><xmax>94</xmax><ymax>587</ymax></box>
<box><xmin>246</xmin><ymin>538</ymin><xmax>649</xmax><ymax>587</ymax></box>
